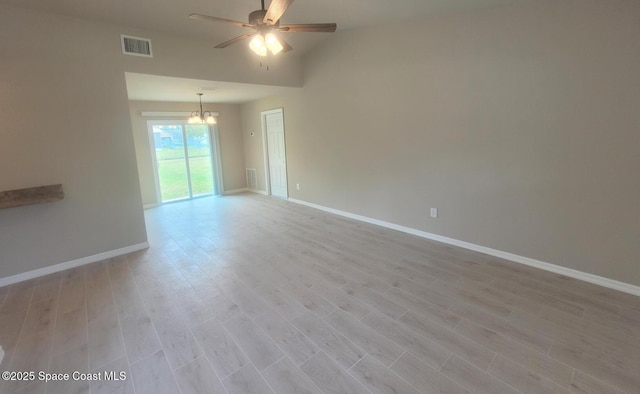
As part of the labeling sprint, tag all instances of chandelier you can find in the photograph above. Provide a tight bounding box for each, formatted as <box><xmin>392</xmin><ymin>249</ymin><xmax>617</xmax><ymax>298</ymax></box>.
<box><xmin>188</xmin><ymin>93</ymin><xmax>217</xmax><ymax>124</ymax></box>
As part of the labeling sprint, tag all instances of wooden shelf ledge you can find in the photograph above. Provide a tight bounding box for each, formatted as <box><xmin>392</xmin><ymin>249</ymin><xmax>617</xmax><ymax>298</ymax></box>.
<box><xmin>0</xmin><ymin>184</ymin><xmax>64</xmax><ymax>209</ymax></box>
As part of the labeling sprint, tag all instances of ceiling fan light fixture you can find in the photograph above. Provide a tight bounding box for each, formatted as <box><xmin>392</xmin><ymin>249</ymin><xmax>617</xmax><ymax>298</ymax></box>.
<box><xmin>249</xmin><ymin>34</ymin><xmax>268</xmax><ymax>56</ymax></box>
<box><xmin>265</xmin><ymin>32</ymin><xmax>283</xmax><ymax>55</ymax></box>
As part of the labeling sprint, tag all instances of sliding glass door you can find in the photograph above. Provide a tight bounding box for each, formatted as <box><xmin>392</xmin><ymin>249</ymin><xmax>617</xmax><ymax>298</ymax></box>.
<box><xmin>149</xmin><ymin>121</ymin><xmax>222</xmax><ymax>203</ymax></box>
<box><xmin>185</xmin><ymin>124</ymin><xmax>215</xmax><ymax>198</ymax></box>
<box><xmin>152</xmin><ymin>124</ymin><xmax>190</xmax><ymax>201</ymax></box>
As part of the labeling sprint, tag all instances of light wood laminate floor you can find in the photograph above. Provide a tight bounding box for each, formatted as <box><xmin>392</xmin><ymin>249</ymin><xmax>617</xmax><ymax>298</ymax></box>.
<box><xmin>1</xmin><ymin>194</ymin><xmax>639</xmax><ymax>394</ymax></box>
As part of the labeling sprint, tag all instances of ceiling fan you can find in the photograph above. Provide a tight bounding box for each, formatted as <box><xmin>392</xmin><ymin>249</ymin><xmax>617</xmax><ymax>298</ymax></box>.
<box><xmin>189</xmin><ymin>0</ymin><xmax>337</xmax><ymax>56</ymax></box>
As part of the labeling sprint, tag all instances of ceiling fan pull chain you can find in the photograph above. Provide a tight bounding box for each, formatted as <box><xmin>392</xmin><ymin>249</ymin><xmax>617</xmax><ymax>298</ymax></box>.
<box><xmin>259</xmin><ymin>55</ymin><xmax>271</xmax><ymax>71</ymax></box>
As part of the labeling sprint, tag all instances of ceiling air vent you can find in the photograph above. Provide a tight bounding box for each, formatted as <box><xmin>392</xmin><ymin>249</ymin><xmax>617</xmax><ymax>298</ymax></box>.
<box><xmin>121</xmin><ymin>35</ymin><xmax>152</xmax><ymax>57</ymax></box>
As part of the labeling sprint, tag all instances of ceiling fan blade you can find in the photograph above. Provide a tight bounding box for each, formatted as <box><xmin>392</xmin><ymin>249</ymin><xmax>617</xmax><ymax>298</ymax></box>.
<box><xmin>280</xmin><ymin>38</ymin><xmax>293</xmax><ymax>53</ymax></box>
<box><xmin>263</xmin><ymin>0</ymin><xmax>294</xmax><ymax>25</ymax></box>
<box><xmin>278</xmin><ymin>23</ymin><xmax>337</xmax><ymax>33</ymax></box>
<box><xmin>189</xmin><ymin>13</ymin><xmax>253</xmax><ymax>28</ymax></box>
<box><xmin>214</xmin><ymin>33</ymin><xmax>255</xmax><ymax>48</ymax></box>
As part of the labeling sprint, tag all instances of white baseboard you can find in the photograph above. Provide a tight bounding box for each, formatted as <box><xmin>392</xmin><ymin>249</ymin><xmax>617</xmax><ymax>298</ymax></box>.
<box><xmin>223</xmin><ymin>188</ymin><xmax>248</xmax><ymax>195</ymax></box>
<box><xmin>287</xmin><ymin>198</ymin><xmax>640</xmax><ymax>297</ymax></box>
<box><xmin>247</xmin><ymin>188</ymin><xmax>268</xmax><ymax>196</ymax></box>
<box><xmin>143</xmin><ymin>203</ymin><xmax>158</xmax><ymax>210</ymax></box>
<box><xmin>223</xmin><ymin>188</ymin><xmax>268</xmax><ymax>196</ymax></box>
<box><xmin>0</xmin><ymin>242</ymin><xmax>150</xmax><ymax>287</ymax></box>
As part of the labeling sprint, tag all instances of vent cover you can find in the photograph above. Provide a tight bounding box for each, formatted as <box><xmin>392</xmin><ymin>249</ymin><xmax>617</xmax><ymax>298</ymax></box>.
<box><xmin>246</xmin><ymin>168</ymin><xmax>257</xmax><ymax>190</ymax></box>
<box><xmin>121</xmin><ymin>35</ymin><xmax>152</xmax><ymax>57</ymax></box>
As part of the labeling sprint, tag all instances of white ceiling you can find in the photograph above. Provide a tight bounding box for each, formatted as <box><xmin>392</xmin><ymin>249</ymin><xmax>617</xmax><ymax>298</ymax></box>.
<box><xmin>125</xmin><ymin>73</ymin><xmax>300</xmax><ymax>103</ymax></box>
<box><xmin>5</xmin><ymin>0</ymin><xmax>525</xmax><ymax>103</ymax></box>
<box><xmin>2</xmin><ymin>0</ymin><xmax>524</xmax><ymax>55</ymax></box>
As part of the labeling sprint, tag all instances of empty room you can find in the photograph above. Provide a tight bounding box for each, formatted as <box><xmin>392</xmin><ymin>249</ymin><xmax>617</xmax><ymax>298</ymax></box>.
<box><xmin>0</xmin><ymin>0</ymin><xmax>639</xmax><ymax>393</ymax></box>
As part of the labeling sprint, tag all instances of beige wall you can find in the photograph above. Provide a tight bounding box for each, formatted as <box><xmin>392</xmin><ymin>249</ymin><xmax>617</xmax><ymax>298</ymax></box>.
<box><xmin>0</xmin><ymin>5</ymin><xmax>302</xmax><ymax>279</ymax></box>
<box><xmin>242</xmin><ymin>0</ymin><xmax>640</xmax><ymax>286</ymax></box>
<box><xmin>129</xmin><ymin>101</ymin><xmax>245</xmax><ymax>206</ymax></box>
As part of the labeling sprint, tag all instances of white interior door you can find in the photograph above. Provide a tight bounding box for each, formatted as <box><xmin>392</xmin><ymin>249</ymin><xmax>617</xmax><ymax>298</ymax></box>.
<box><xmin>263</xmin><ymin>109</ymin><xmax>288</xmax><ymax>198</ymax></box>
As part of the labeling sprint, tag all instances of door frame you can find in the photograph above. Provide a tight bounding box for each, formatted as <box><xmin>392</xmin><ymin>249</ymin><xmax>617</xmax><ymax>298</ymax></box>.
<box><xmin>261</xmin><ymin>108</ymin><xmax>288</xmax><ymax>198</ymax></box>
<box><xmin>146</xmin><ymin>119</ymin><xmax>223</xmax><ymax>204</ymax></box>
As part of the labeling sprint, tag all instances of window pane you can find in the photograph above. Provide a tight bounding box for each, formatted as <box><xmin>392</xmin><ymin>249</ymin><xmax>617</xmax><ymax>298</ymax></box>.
<box><xmin>152</xmin><ymin>125</ymin><xmax>189</xmax><ymax>201</ymax></box>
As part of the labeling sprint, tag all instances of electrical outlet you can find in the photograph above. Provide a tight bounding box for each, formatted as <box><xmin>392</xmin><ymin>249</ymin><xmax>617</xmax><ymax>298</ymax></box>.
<box><xmin>430</xmin><ymin>208</ymin><xmax>438</xmax><ymax>218</ymax></box>
<box><xmin>296</xmin><ymin>183</ymin><xmax>300</xmax><ymax>190</ymax></box>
